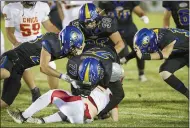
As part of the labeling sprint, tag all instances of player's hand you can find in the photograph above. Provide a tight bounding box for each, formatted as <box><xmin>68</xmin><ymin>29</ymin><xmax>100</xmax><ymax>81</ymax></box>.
<box><xmin>134</xmin><ymin>46</ymin><xmax>142</xmax><ymax>59</ymax></box>
<box><xmin>97</xmin><ymin>112</ymin><xmax>111</xmax><ymax>120</ymax></box>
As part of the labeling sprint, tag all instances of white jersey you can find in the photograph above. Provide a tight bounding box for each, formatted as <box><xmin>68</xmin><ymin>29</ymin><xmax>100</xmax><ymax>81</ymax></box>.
<box><xmin>90</xmin><ymin>87</ymin><xmax>112</xmax><ymax>114</ymax></box>
<box><xmin>3</xmin><ymin>2</ymin><xmax>50</xmax><ymax>43</ymax></box>
<box><xmin>61</xmin><ymin>1</ymin><xmax>92</xmax><ymax>28</ymax></box>
<box><xmin>1</xmin><ymin>31</ymin><xmax>5</xmax><ymax>55</ymax></box>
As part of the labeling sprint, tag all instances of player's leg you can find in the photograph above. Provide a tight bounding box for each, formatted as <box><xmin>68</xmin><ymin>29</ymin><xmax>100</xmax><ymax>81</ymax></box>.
<box><xmin>27</xmin><ymin>111</ymin><xmax>68</xmax><ymax>124</ymax></box>
<box><xmin>47</xmin><ymin>61</ymin><xmax>59</xmax><ymax>89</ymax></box>
<box><xmin>159</xmin><ymin>53</ymin><xmax>189</xmax><ymax>98</ymax></box>
<box><xmin>0</xmin><ymin>55</ymin><xmax>12</xmax><ymax>79</ymax></box>
<box><xmin>1</xmin><ymin>70</ymin><xmax>22</xmax><ymax>108</ymax></box>
<box><xmin>7</xmin><ymin>90</ymin><xmax>55</xmax><ymax>123</ymax></box>
<box><xmin>118</xmin><ymin>38</ymin><xmax>129</xmax><ymax>59</ymax></box>
<box><xmin>127</xmin><ymin>35</ymin><xmax>147</xmax><ymax>82</ymax></box>
<box><xmin>126</xmin><ymin>35</ymin><xmax>147</xmax><ymax>82</ymax></box>
<box><xmin>0</xmin><ymin>68</ymin><xmax>10</xmax><ymax>79</ymax></box>
<box><xmin>51</xmin><ymin>90</ymin><xmax>84</xmax><ymax>124</ymax></box>
<box><xmin>22</xmin><ymin>69</ymin><xmax>41</xmax><ymax>102</ymax></box>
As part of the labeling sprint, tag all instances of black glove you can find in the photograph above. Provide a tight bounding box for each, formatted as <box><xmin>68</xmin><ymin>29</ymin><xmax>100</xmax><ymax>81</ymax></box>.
<box><xmin>97</xmin><ymin>112</ymin><xmax>111</xmax><ymax>120</ymax></box>
<box><xmin>71</xmin><ymin>80</ymin><xmax>95</xmax><ymax>97</ymax></box>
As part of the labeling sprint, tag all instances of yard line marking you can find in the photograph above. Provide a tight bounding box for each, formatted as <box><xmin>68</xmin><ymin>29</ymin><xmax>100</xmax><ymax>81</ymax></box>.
<box><xmin>121</xmin><ymin>112</ymin><xmax>186</xmax><ymax>119</ymax></box>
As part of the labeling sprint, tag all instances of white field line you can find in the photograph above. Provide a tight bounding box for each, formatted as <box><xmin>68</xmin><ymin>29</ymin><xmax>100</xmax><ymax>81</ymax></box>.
<box><xmin>121</xmin><ymin>112</ymin><xmax>187</xmax><ymax>119</ymax></box>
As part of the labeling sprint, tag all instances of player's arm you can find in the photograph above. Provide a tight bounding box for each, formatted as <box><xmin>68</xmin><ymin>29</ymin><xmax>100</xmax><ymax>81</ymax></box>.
<box><xmin>3</xmin><ymin>5</ymin><xmax>21</xmax><ymax>47</ymax></box>
<box><xmin>40</xmin><ymin>43</ymin><xmax>72</xmax><ymax>82</ymax></box>
<box><xmin>110</xmin><ymin>107</ymin><xmax>119</xmax><ymax>122</ymax></box>
<box><xmin>42</xmin><ymin>20</ymin><xmax>60</xmax><ymax>34</ymax></box>
<box><xmin>163</xmin><ymin>10</ymin><xmax>171</xmax><ymax>28</ymax></box>
<box><xmin>133</xmin><ymin>2</ymin><xmax>149</xmax><ymax>24</ymax></box>
<box><xmin>109</xmin><ymin>31</ymin><xmax>125</xmax><ymax>54</ymax></box>
<box><xmin>56</xmin><ymin>1</ymin><xmax>64</xmax><ymax>24</ymax></box>
<box><xmin>98</xmin><ymin>81</ymin><xmax>124</xmax><ymax>118</ymax></box>
<box><xmin>40</xmin><ymin>47</ymin><xmax>60</xmax><ymax>78</ymax></box>
<box><xmin>134</xmin><ymin>40</ymin><xmax>175</xmax><ymax>60</ymax></box>
<box><xmin>41</xmin><ymin>2</ymin><xmax>60</xmax><ymax>33</ymax></box>
<box><xmin>162</xmin><ymin>1</ymin><xmax>171</xmax><ymax>28</ymax></box>
<box><xmin>6</xmin><ymin>27</ymin><xmax>21</xmax><ymax>47</ymax></box>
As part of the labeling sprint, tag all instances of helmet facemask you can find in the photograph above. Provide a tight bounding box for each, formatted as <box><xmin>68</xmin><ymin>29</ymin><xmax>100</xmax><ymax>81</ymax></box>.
<box><xmin>22</xmin><ymin>1</ymin><xmax>37</xmax><ymax>8</ymax></box>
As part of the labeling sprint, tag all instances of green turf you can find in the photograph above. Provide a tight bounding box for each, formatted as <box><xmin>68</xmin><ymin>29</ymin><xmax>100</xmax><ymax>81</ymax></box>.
<box><xmin>0</xmin><ymin>12</ymin><xmax>189</xmax><ymax>127</ymax></box>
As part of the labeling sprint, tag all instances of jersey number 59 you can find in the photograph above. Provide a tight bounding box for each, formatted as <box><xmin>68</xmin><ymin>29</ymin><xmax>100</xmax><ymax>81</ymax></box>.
<box><xmin>20</xmin><ymin>23</ymin><xmax>40</xmax><ymax>37</ymax></box>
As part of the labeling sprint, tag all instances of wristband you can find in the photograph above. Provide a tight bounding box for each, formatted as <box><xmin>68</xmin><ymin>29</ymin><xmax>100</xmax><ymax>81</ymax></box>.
<box><xmin>157</xmin><ymin>51</ymin><xmax>163</xmax><ymax>59</ymax></box>
<box><xmin>141</xmin><ymin>53</ymin><xmax>151</xmax><ymax>60</ymax></box>
<box><xmin>59</xmin><ymin>74</ymin><xmax>62</xmax><ymax>79</ymax></box>
<box><xmin>60</xmin><ymin>73</ymin><xmax>72</xmax><ymax>82</ymax></box>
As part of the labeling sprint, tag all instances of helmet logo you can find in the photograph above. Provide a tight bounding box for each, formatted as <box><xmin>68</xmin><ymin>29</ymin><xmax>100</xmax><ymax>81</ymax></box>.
<box><xmin>84</xmin><ymin>62</ymin><xmax>90</xmax><ymax>82</ymax></box>
<box><xmin>142</xmin><ymin>36</ymin><xmax>149</xmax><ymax>46</ymax></box>
<box><xmin>71</xmin><ymin>31</ymin><xmax>78</xmax><ymax>41</ymax></box>
<box><xmin>70</xmin><ymin>31</ymin><xmax>78</xmax><ymax>46</ymax></box>
<box><xmin>85</xmin><ymin>4</ymin><xmax>91</xmax><ymax>19</ymax></box>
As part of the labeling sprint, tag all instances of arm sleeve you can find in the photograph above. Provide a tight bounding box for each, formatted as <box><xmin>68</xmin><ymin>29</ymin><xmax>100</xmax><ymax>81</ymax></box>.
<box><xmin>162</xmin><ymin>1</ymin><xmax>171</xmax><ymax>11</ymax></box>
<box><xmin>42</xmin><ymin>33</ymin><xmax>62</xmax><ymax>57</ymax></box>
<box><xmin>41</xmin><ymin>2</ymin><xmax>50</xmax><ymax>22</ymax></box>
<box><xmin>98</xmin><ymin>80</ymin><xmax>125</xmax><ymax>116</ymax></box>
<box><xmin>2</xmin><ymin>5</ymin><xmax>14</xmax><ymax>27</ymax></box>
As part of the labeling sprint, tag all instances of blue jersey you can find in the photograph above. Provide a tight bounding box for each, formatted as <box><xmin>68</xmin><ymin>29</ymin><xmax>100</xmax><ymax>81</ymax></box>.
<box><xmin>152</xmin><ymin>28</ymin><xmax>189</xmax><ymax>51</ymax></box>
<box><xmin>162</xmin><ymin>1</ymin><xmax>189</xmax><ymax>30</ymax></box>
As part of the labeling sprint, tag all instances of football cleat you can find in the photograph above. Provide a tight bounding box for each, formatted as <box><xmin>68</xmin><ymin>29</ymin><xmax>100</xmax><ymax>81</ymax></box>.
<box><xmin>26</xmin><ymin>117</ymin><xmax>45</xmax><ymax>124</ymax></box>
<box><xmin>7</xmin><ymin>109</ymin><xmax>26</xmax><ymax>124</ymax></box>
<box><xmin>139</xmin><ymin>75</ymin><xmax>147</xmax><ymax>82</ymax></box>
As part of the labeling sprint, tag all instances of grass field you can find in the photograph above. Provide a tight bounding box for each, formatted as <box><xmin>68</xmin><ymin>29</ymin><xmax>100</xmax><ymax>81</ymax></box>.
<box><xmin>0</xmin><ymin>12</ymin><xmax>189</xmax><ymax>127</ymax></box>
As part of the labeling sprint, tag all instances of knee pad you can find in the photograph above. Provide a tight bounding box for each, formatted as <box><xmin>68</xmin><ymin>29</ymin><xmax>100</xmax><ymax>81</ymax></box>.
<box><xmin>159</xmin><ymin>71</ymin><xmax>172</xmax><ymax>80</ymax></box>
<box><xmin>49</xmin><ymin>61</ymin><xmax>56</xmax><ymax>69</ymax></box>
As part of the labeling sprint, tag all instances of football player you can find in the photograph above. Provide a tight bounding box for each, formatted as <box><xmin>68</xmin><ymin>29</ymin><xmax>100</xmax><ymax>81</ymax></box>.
<box><xmin>162</xmin><ymin>1</ymin><xmax>189</xmax><ymax>30</ymax></box>
<box><xmin>134</xmin><ymin>28</ymin><xmax>189</xmax><ymax>99</ymax></box>
<box><xmin>66</xmin><ymin>48</ymin><xmax>125</xmax><ymax>119</ymax></box>
<box><xmin>69</xmin><ymin>3</ymin><xmax>125</xmax><ymax>57</ymax></box>
<box><xmin>0</xmin><ymin>26</ymin><xmax>84</xmax><ymax>108</ymax></box>
<box><xmin>7</xmin><ymin>55</ymin><xmax>123</xmax><ymax>124</ymax></box>
<box><xmin>2</xmin><ymin>1</ymin><xmax>60</xmax><ymax>102</ymax></box>
<box><xmin>7</xmin><ymin>85</ymin><xmax>118</xmax><ymax>124</ymax></box>
<box><xmin>98</xmin><ymin>1</ymin><xmax>149</xmax><ymax>82</ymax></box>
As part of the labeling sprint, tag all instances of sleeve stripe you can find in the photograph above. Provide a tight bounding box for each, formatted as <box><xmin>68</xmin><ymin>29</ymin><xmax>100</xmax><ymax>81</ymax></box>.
<box><xmin>42</xmin><ymin>40</ymin><xmax>52</xmax><ymax>53</ymax></box>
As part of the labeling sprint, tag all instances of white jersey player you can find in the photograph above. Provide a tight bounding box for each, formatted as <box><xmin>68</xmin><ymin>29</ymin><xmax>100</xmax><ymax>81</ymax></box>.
<box><xmin>3</xmin><ymin>1</ymin><xmax>50</xmax><ymax>43</ymax></box>
<box><xmin>2</xmin><ymin>1</ymin><xmax>60</xmax><ymax>104</ymax></box>
<box><xmin>7</xmin><ymin>86</ymin><xmax>118</xmax><ymax>124</ymax></box>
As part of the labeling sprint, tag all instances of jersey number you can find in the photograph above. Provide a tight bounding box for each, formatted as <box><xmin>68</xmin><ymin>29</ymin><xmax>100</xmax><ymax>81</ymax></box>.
<box><xmin>108</xmin><ymin>10</ymin><xmax>130</xmax><ymax>20</ymax></box>
<box><xmin>20</xmin><ymin>23</ymin><xmax>40</xmax><ymax>37</ymax></box>
<box><xmin>178</xmin><ymin>9</ymin><xmax>189</xmax><ymax>26</ymax></box>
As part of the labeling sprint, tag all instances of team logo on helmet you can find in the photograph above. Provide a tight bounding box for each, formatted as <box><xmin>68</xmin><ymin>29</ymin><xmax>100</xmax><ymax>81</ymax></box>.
<box><xmin>142</xmin><ymin>36</ymin><xmax>149</xmax><ymax>46</ymax></box>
